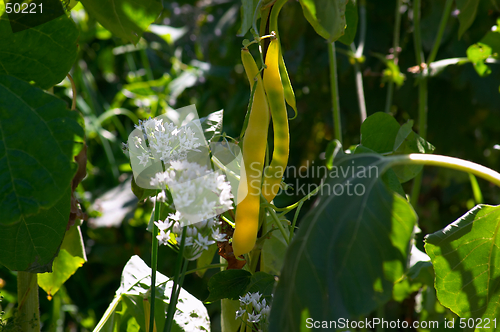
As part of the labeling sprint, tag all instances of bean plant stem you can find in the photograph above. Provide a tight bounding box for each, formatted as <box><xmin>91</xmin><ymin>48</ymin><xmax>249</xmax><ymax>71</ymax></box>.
<box><xmin>385</xmin><ymin>0</ymin><xmax>403</xmax><ymax>113</ymax></box>
<box><xmin>149</xmin><ymin>194</ymin><xmax>161</xmax><ymax>332</ymax></box>
<box><xmin>163</xmin><ymin>227</ymin><xmax>187</xmax><ymax>332</ymax></box>
<box><xmin>353</xmin><ymin>0</ymin><xmax>367</xmax><ymax>123</ymax></box>
<box><xmin>426</xmin><ymin>0</ymin><xmax>454</xmax><ymax>66</ymax></box>
<box><xmin>350</xmin><ymin>43</ymin><xmax>367</xmax><ymax>123</ymax></box>
<box><xmin>386</xmin><ymin>154</ymin><xmax>500</xmax><ymax>188</ymax></box>
<box><xmin>410</xmin><ymin>0</ymin><xmax>426</xmax><ymax>206</ymax></box>
<box><xmin>410</xmin><ymin>0</ymin><xmax>452</xmax><ymax>205</ymax></box>
<box><xmin>328</xmin><ymin>42</ymin><xmax>342</xmax><ymax>144</ymax></box>
<box><xmin>17</xmin><ymin>272</ymin><xmax>40</xmax><ymax>332</ymax></box>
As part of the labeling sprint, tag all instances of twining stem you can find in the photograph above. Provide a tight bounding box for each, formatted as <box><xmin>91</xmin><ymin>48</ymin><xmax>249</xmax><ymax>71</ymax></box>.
<box><xmin>410</xmin><ymin>0</ymin><xmax>453</xmax><ymax>206</ymax></box>
<box><xmin>386</xmin><ymin>154</ymin><xmax>500</xmax><ymax>188</ymax></box>
<box><xmin>426</xmin><ymin>0</ymin><xmax>454</xmax><ymax>66</ymax></box>
<box><xmin>163</xmin><ymin>227</ymin><xmax>187</xmax><ymax>332</ymax></box>
<box><xmin>410</xmin><ymin>0</ymin><xmax>426</xmax><ymax>207</ymax></box>
<box><xmin>350</xmin><ymin>43</ymin><xmax>367</xmax><ymax>123</ymax></box>
<box><xmin>351</xmin><ymin>0</ymin><xmax>367</xmax><ymax>123</ymax></box>
<box><xmin>67</xmin><ymin>74</ymin><xmax>77</xmax><ymax>111</ymax></box>
<box><xmin>385</xmin><ymin>0</ymin><xmax>403</xmax><ymax>113</ymax></box>
<box><xmin>17</xmin><ymin>272</ymin><xmax>40</xmax><ymax>332</ymax></box>
<box><xmin>328</xmin><ymin>42</ymin><xmax>342</xmax><ymax>144</ymax></box>
<box><xmin>149</xmin><ymin>194</ymin><xmax>161</xmax><ymax>332</ymax></box>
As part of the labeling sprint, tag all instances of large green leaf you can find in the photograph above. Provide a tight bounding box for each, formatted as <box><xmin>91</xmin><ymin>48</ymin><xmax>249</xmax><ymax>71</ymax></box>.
<box><xmin>206</xmin><ymin>270</ymin><xmax>252</xmax><ymax>302</ymax></box>
<box><xmin>269</xmin><ymin>154</ymin><xmax>417</xmax><ymax>331</ymax></box>
<box><xmin>360</xmin><ymin>112</ymin><xmax>400</xmax><ymax>154</ymax></box>
<box><xmin>0</xmin><ymin>187</ymin><xmax>71</xmax><ymax>272</ymax></box>
<box><xmin>95</xmin><ymin>255</ymin><xmax>211</xmax><ymax>332</ymax></box>
<box><xmin>0</xmin><ymin>74</ymin><xmax>84</xmax><ymax>226</ymax></box>
<box><xmin>80</xmin><ymin>0</ymin><xmax>163</xmax><ymax>45</ymax></box>
<box><xmin>38</xmin><ymin>224</ymin><xmax>87</xmax><ymax>298</ymax></box>
<box><xmin>359</xmin><ymin>113</ymin><xmax>434</xmax><ymax>183</ymax></box>
<box><xmin>456</xmin><ymin>0</ymin><xmax>480</xmax><ymax>39</ymax></box>
<box><xmin>0</xmin><ymin>5</ymin><xmax>79</xmax><ymax>89</ymax></box>
<box><xmin>425</xmin><ymin>205</ymin><xmax>500</xmax><ymax>324</ymax></box>
<box><xmin>298</xmin><ymin>0</ymin><xmax>348</xmax><ymax>42</ymax></box>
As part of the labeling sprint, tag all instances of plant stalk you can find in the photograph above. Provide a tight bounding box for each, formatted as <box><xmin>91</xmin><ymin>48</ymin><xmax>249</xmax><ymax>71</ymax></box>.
<box><xmin>17</xmin><ymin>272</ymin><xmax>40</xmax><ymax>332</ymax></box>
<box><xmin>426</xmin><ymin>0</ymin><xmax>454</xmax><ymax>66</ymax></box>
<box><xmin>163</xmin><ymin>227</ymin><xmax>187</xmax><ymax>332</ymax></box>
<box><xmin>387</xmin><ymin>154</ymin><xmax>500</xmax><ymax>188</ymax></box>
<box><xmin>328</xmin><ymin>42</ymin><xmax>342</xmax><ymax>144</ymax></box>
<box><xmin>149</xmin><ymin>194</ymin><xmax>161</xmax><ymax>332</ymax></box>
<box><xmin>385</xmin><ymin>0</ymin><xmax>403</xmax><ymax>113</ymax></box>
<box><xmin>410</xmin><ymin>0</ymin><xmax>427</xmax><ymax>206</ymax></box>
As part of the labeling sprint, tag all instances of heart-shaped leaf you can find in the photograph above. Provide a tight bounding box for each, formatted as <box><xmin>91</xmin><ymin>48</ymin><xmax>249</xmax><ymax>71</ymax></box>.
<box><xmin>425</xmin><ymin>205</ymin><xmax>500</xmax><ymax>322</ymax></box>
<box><xmin>269</xmin><ymin>154</ymin><xmax>417</xmax><ymax>331</ymax></box>
<box><xmin>0</xmin><ymin>74</ymin><xmax>84</xmax><ymax>225</ymax></box>
<box><xmin>0</xmin><ymin>8</ymin><xmax>79</xmax><ymax>89</ymax></box>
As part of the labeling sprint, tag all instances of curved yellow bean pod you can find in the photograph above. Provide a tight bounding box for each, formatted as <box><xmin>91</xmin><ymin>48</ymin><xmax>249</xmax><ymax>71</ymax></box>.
<box><xmin>232</xmin><ymin>48</ymin><xmax>270</xmax><ymax>257</ymax></box>
<box><xmin>261</xmin><ymin>38</ymin><xmax>290</xmax><ymax>202</ymax></box>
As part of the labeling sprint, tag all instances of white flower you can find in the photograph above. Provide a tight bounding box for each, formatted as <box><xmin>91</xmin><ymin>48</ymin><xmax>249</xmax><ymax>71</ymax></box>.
<box><xmin>247</xmin><ymin>312</ymin><xmax>261</xmax><ymax>323</ymax></box>
<box><xmin>156</xmin><ymin>230</ymin><xmax>171</xmax><ymax>246</ymax></box>
<box><xmin>235</xmin><ymin>309</ymin><xmax>246</xmax><ymax>319</ymax></box>
<box><xmin>211</xmin><ymin>228</ymin><xmax>227</xmax><ymax>242</ymax></box>
<box><xmin>219</xmin><ymin>186</ymin><xmax>234</xmax><ymax>210</ymax></box>
<box><xmin>194</xmin><ymin>233</ymin><xmax>215</xmax><ymax>251</ymax></box>
<box><xmin>260</xmin><ymin>305</ymin><xmax>271</xmax><ymax>317</ymax></box>
<box><xmin>250</xmin><ymin>292</ymin><xmax>262</xmax><ymax>304</ymax></box>
<box><xmin>154</xmin><ymin>217</ymin><xmax>173</xmax><ymax>232</ymax></box>
<box><xmin>133</xmin><ymin>136</ymin><xmax>142</xmax><ymax>148</ymax></box>
<box><xmin>137</xmin><ymin>152</ymin><xmax>150</xmax><ymax>167</ymax></box>
<box><xmin>239</xmin><ymin>293</ymin><xmax>252</xmax><ymax>305</ymax></box>
<box><xmin>157</xmin><ymin>190</ymin><xmax>166</xmax><ymax>202</ymax></box>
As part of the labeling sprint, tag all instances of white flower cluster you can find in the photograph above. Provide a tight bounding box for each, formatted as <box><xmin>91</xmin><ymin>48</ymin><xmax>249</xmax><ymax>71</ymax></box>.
<box><xmin>134</xmin><ymin>117</ymin><xmax>202</xmax><ymax>167</ymax></box>
<box><xmin>235</xmin><ymin>292</ymin><xmax>272</xmax><ymax>329</ymax></box>
<box><xmin>150</xmin><ymin>160</ymin><xmax>233</xmax><ymax>213</ymax></box>
<box><xmin>154</xmin><ymin>212</ymin><xmax>228</xmax><ymax>260</ymax></box>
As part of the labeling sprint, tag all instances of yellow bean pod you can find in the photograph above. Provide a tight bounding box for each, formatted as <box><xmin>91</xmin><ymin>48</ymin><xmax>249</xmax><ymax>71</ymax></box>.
<box><xmin>261</xmin><ymin>38</ymin><xmax>290</xmax><ymax>202</ymax></box>
<box><xmin>232</xmin><ymin>48</ymin><xmax>270</xmax><ymax>257</ymax></box>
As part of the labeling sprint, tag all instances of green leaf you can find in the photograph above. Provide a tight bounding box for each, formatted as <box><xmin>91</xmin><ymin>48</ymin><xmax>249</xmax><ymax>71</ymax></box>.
<box><xmin>0</xmin><ymin>187</ymin><xmax>71</xmax><ymax>272</ymax></box>
<box><xmin>238</xmin><ymin>0</ymin><xmax>260</xmax><ymax>37</ymax></box>
<box><xmin>95</xmin><ymin>255</ymin><xmax>211</xmax><ymax>332</ymax></box>
<box><xmin>269</xmin><ymin>154</ymin><xmax>417</xmax><ymax>331</ymax></box>
<box><xmin>38</xmin><ymin>249</ymin><xmax>85</xmax><ymax>299</ymax></box>
<box><xmin>466</xmin><ymin>30</ymin><xmax>500</xmax><ymax>77</ymax></box>
<box><xmin>246</xmin><ymin>272</ymin><xmax>275</xmax><ymax>297</ymax></box>
<box><xmin>392</xmin><ymin>122</ymin><xmax>435</xmax><ymax>183</ymax></box>
<box><xmin>0</xmin><ymin>74</ymin><xmax>84</xmax><ymax>226</ymax></box>
<box><xmin>456</xmin><ymin>0</ymin><xmax>480</xmax><ymax>39</ymax></box>
<box><xmin>131</xmin><ymin>176</ymin><xmax>157</xmax><ymax>201</ymax></box>
<box><xmin>360</xmin><ymin>112</ymin><xmax>400</xmax><ymax>154</ymax></box>
<box><xmin>206</xmin><ymin>269</ymin><xmax>252</xmax><ymax>302</ymax></box>
<box><xmin>359</xmin><ymin>113</ymin><xmax>434</xmax><ymax>183</ymax></box>
<box><xmin>261</xmin><ymin>224</ymin><xmax>288</xmax><ymax>276</ymax></box>
<box><xmin>200</xmin><ymin>109</ymin><xmax>223</xmax><ymax>143</ymax></box>
<box><xmin>338</xmin><ymin>0</ymin><xmax>357</xmax><ymax>46</ymax></box>
<box><xmin>195</xmin><ymin>244</ymin><xmax>217</xmax><ymax>278</ymax></box>
<box><xmin>467</xmin><ymin>43</ymin><xmax>493</xmax><ymax>76</ymax></box>
<box><xmin>79</xmin><ymin>0</ymin><xmax>163</xmax><ymax>45</ymax></box>
<box><xmin>0</xmin><ymin>9</ymin><xmax>79</xmax><ymax>89</ymax></box>
<box><xmin>298</xmin><ymin>0</ymin><xmax>348</xmax><ymax>42</ymax></box>
<box><xmin>425</xmin><ymin>205</ymin><xmax>500</xmax><ymax>321</ymax></box>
